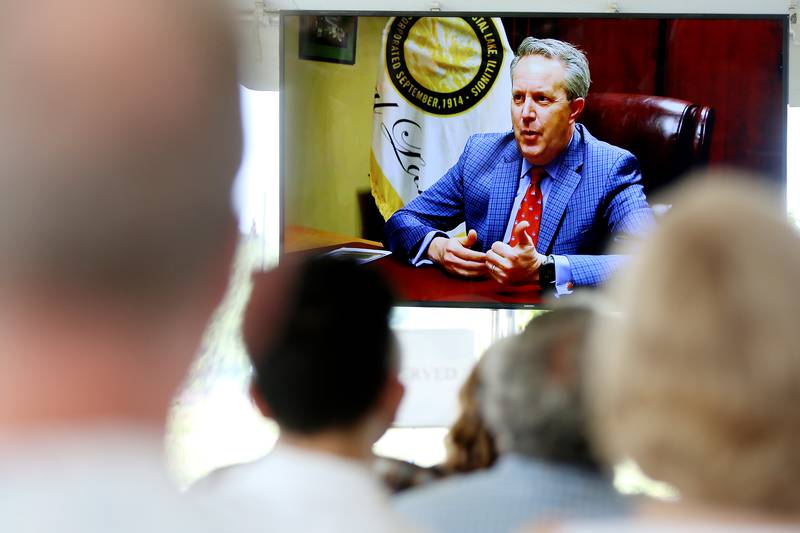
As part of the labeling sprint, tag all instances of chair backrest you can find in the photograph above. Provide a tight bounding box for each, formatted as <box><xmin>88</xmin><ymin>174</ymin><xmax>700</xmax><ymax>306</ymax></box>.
<box><xmin>579</xmin><ymin>93</ymin><xmax>715</xmax><ymax>196</ymax></box>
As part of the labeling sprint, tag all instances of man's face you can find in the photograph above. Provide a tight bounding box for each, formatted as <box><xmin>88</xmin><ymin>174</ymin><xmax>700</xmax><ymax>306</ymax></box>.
<box><xmin>511</xmin><ymin>55</ymin><xmax>585</xmax><ymax>166</ymax></box>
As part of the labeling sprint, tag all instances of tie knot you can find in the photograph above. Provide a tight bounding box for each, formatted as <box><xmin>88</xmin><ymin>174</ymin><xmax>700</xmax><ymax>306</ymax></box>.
<box><xmin>530</xmin><ymin>167</ymin><xmax>546</xmax><ymax>183</ymax></box>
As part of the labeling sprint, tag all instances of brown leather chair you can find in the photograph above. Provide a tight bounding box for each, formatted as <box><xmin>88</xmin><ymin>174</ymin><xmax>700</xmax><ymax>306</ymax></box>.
<box><xmin>579</xmin><ymin>93</ymin><xmax>715</xmax><ymax>196</ymax></box>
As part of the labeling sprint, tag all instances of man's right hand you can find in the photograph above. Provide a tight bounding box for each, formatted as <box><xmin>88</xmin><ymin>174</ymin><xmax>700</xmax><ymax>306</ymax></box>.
<box><xmin>426</xmin><ymin>229</ymin><xmax>487</xmax><ymax>278</ymax></box>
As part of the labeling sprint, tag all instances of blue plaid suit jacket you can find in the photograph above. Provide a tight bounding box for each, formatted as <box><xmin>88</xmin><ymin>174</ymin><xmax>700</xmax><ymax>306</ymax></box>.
<box><xmin>383</xmin><ymin>124</ymin><xmax>653</xmax><ymax>287</ymax></box>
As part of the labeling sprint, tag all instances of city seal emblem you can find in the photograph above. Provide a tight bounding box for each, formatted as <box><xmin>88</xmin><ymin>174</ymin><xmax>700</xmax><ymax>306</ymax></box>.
<box><xmin>385</xmin><ymin>17</ymin><xmax>504</xmax><ymax>116</ymax></box>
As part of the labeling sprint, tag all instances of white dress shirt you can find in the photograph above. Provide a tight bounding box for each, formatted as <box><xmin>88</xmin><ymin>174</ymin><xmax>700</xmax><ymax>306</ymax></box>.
<box><xmin>0</xmin><ymin>424</ymin><xmax>249</xmax><ymax>533</ymax></box>
<box><xmin>200</xmin><ymin>442</ymin><xmax>419</xmax><ymax>533</ymax></box>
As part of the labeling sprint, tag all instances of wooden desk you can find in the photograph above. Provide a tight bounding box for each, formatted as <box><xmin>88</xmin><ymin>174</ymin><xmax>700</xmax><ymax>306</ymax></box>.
<box><xmin>374</xmin><ymin>251</ymin><xmax>544</xmax><ymax>306</ymax></box>
<box><xmin>285</xmin><ymin>226</ymin><xmax>544</xmax><ymax>307</ymax></box>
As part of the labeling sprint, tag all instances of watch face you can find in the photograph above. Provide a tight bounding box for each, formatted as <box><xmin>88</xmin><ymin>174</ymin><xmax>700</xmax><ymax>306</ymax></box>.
<box><xmin>540</xmin><ymin>260</ymin><xmax>556</xmax><ymax>285</ymax></box>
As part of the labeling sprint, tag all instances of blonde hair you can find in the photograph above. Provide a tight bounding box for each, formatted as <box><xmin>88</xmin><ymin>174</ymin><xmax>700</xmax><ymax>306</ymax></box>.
<box><xmin>443</xmin><ymin>365</ymin><xmax>497</xmax><ymax>473</ymax></box>
<box><xmin>589</xmin><ymin>171</ymin><xmax>800</xmax><ymax>514</ymax></box>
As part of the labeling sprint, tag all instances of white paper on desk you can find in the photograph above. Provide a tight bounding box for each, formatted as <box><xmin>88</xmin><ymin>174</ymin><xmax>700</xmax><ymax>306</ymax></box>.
<box><xmin>323</xmin><ymin>247</ymin><xmax>391</xmax><ymax>264</ymax></box>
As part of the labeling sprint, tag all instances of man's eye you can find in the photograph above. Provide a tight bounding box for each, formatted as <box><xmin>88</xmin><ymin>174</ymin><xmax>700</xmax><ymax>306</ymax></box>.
<box><xmin>536</xmin><ymin>95</ymin><xmax>551</xmax><ymax>104</ymax></box>
<box><xmin>513</xmin><ymin>94</ymin><xmax>524</xmax><ymax>103</ymax></box>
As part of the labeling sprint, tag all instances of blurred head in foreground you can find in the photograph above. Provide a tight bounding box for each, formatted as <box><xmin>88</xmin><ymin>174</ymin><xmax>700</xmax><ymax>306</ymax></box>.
<box><xmin>590</xmin><ymin>172</ymin><xmax>800</xmax><ymax>516</ymax></box>
<box><xmin>0</xmin><ymin>0</ymin><xmax>241</xmax><ymax>431</ymax></box>
<box><xmin>480</xmin><ymin>307</ymin><xmax>598</xmax><ymax>469</ymax></box>
<box><xmin>444</xmin><ymin>364</ymin><xmax>498</xmax><ymax>474</ymax></box>
<box><xmin>245</xmin><ymin>256</ymin><xmax>404</xmax><ymax>458</ymax></box>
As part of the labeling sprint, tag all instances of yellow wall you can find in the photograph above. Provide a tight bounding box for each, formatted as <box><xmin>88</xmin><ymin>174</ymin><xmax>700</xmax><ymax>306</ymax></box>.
<box><xmin>283</xmin><ymin>16</ymin><xmax>388</xmax><ymax>238</ymax></box>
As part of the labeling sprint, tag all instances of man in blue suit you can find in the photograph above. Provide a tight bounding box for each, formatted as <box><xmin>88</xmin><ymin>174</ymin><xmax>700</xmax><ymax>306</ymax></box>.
<box><xmin>384</xmin><ymin>38</ymin><xmax>653</xmax><ymax>292</ymax></box>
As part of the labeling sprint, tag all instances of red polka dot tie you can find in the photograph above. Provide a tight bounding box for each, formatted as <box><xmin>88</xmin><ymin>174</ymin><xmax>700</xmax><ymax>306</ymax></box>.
<box><xmin>508</xmin><ymin>167</ymin><xmax>545</xmax><ymax>248</ymax></box>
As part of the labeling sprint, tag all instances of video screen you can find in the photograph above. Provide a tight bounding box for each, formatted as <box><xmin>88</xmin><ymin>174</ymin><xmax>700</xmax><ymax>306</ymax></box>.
<box><xmin>280</xmin><ymin>13</ymin><xmax>787</xmax><ymax>308</ymax></box>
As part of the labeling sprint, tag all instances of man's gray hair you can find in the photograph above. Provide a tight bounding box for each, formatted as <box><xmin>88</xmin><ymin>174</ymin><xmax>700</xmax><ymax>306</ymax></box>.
<box><xmin>478</xmin><ymin>307</ymin><xmax>596</xmax><ymax>467</ymax></box>
<box><xmin>510</xmin><ymin>37</ymin><xmax>591</xmax><ymax>100</ymax></box>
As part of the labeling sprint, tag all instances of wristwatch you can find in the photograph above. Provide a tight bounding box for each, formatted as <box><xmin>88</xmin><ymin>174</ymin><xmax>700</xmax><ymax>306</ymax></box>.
<box><xmin>539</xmin><ymin>255</ymin><xmax>556</xmax><ymax>286</ymax></box>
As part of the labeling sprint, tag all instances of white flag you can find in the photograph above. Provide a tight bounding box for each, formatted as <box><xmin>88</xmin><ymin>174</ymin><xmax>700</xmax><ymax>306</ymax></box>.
<box><xmin>370</xmin><ymin>16</ymin><xmax>513</xmax><ymax>220</ymax></box>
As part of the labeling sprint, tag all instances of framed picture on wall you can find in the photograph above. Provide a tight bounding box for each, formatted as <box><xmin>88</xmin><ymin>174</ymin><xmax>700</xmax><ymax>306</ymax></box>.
<box><xmin>299</xmin><ymin>16</ymin><xmax>358</xmax><ymax>65</ymax></box>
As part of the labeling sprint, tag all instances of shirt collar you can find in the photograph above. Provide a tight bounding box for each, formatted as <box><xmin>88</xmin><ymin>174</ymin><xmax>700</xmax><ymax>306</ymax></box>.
<box><xmin>497</xmin><ymin>452</ymin><xmax>611</xmax><ymax>481</ymax></box>
<box><xmin>520</xmin><ymin>127</ymin><xmax>579</xmax><ymax>180</ymax></box>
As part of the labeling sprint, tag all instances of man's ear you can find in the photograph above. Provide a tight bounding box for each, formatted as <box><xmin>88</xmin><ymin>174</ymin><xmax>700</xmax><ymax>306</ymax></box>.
<box><xmin>378</xmin><ymin>373</ymin><xmax>405</xmax><ymax>425</ymax></box>
<box><xmin>249</xmin><ymin>380</ymin><xmax>272</xmax><ymax>419</ymax></box>
<box><xmin>568</xmin><ymin>97</ymin><xmax>585</xmax><ymax>123</ymax></box>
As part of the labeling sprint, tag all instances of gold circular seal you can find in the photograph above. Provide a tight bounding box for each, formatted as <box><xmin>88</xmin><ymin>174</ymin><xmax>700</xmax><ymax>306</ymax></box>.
<box><xmin>386</xmin><ymin>16</ymin><xmax>505</xmax><ymax>115</ymax></box>
<box><xmin>404</xmin><ymin>18</ymin><xmax>482</xmax><ymax>94</ymax></box>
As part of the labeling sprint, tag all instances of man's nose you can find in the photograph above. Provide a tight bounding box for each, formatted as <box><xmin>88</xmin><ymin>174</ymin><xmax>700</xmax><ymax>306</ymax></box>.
<box><xmin>521</xmin><ymin>96</ymin><xmax>536</xmax><ymax>119</ymax></box>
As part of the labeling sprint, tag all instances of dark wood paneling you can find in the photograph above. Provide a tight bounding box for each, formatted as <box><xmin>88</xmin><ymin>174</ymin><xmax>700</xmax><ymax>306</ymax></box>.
<box><xmin>662</xmin><ymin>19</ymin><xmax>784</xmax><ymax>179</ymax></box>
<box><xmin>502</xmin><ymin>18</ymin><xmax>660</xmax><ymax>94</ymax></box>
<box><xmin>552</xmin><ymin>19</ymin><xmax>661</xmax><ymax>95</ymax></box>
<box><xmin>499</xmin><ymin>17</ymin><xmax>785</xmax><ymax>183</ymax></box>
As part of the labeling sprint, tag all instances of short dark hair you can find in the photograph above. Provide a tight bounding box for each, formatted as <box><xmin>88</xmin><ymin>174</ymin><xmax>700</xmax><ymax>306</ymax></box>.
<box><xmin>249</xmin><ymin>256</ymin><xmax>396</xmax><ymax>434</ymax></box>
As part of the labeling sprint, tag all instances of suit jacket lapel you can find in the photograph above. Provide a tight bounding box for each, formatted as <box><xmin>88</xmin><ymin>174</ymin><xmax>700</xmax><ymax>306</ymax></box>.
<box><xmin>538</xmin><ymin>131</ymin><xmax>584</xmax><ymax>254</ymax></box>
<box><xmin>485</xmin><ymin>146</ymin><xmax>522</xmax><ymax>248</ymax></box>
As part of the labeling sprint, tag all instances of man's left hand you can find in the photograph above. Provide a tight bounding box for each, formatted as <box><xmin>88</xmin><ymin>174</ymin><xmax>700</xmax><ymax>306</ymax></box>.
<box><xmin>485</xmin><ymin>221</ymin><xmax>548</xmax><ymax>285</ymax></box>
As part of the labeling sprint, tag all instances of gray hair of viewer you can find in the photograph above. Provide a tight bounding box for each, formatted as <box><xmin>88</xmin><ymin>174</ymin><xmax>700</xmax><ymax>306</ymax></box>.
<box><xmin>510</xmin><ymin>37</ymin><xmax>591</xmax><ymax>100</ymax></box>
<box><xmin>589</xmin><ymin>171</ymin><xmax>800</xmax><ymax>515</ymax></box>
<box><xmin>478</xmin><ymin>307</ymin><xmax>598</xmax><ymax>468</ymax></box>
